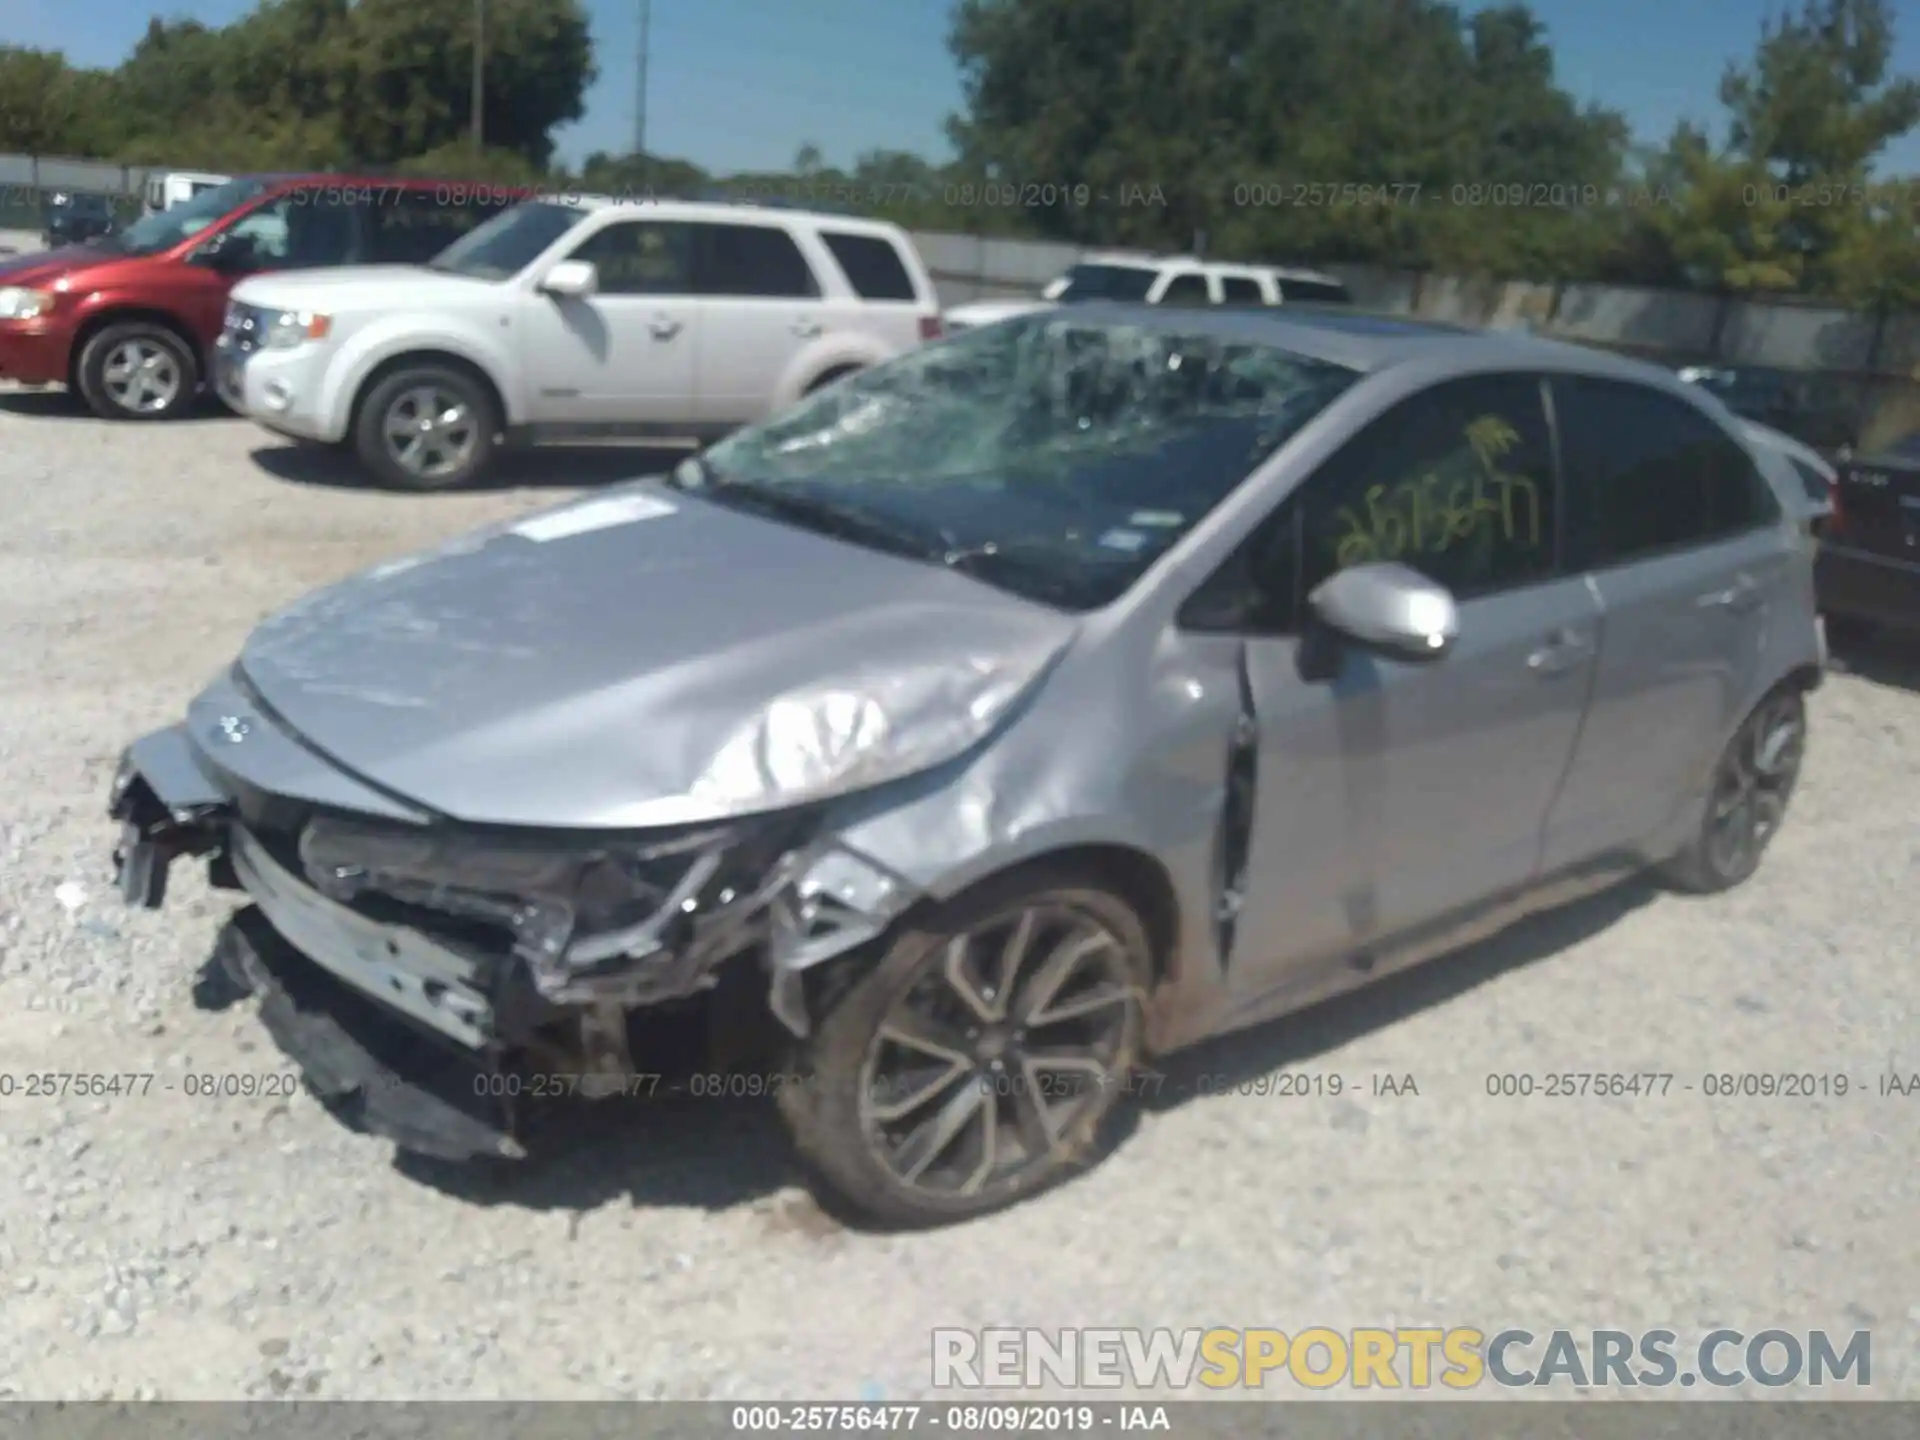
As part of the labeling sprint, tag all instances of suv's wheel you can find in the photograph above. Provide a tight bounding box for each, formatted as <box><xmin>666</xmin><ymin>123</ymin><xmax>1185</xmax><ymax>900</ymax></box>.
<box><xmin>778</xmin><ymin>867</ymin><xmax>1149</xmax><ymax>1228</ymax></box>
<box><xmin>354</xmin><ymin>365</ymin><xmax>498</xmax><ymax>491</ymax></box>
<box><xmin>1662</xmin><ymin>687</ymin><xmax>1807</xmax><ymax>894</ymax></box>
<box><xmin>77</xmin><ymin>322</ymin><xmax>199</xmax><ymax>420</ymax></box>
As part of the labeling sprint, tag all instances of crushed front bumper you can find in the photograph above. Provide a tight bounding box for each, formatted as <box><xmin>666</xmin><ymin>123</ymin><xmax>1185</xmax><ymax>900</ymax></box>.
<box><xmin>214</xmin><ymin>909</ymin><xmax>523</xmax><ymax>1160</ymax></box>
<box><xmin>110</xmin><ymin>726</ymin><xmax>499</xmax><ymax>1051</ymax></box>
<box><xmin>109</xmin><ymin>721</ymin><xmax>925</xmax><ymax>1156</ymax></box>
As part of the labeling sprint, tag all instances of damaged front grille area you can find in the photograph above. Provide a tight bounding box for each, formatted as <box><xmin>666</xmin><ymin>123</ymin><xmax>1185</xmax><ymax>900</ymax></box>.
<box><xmin>295</xmin><ymin>811</ymin><xmax>822</xmax><ymax>1009</ymax></box>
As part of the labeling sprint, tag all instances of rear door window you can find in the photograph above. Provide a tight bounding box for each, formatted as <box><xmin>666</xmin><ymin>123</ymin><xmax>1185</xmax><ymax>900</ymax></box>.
<box><xmin>818</xmin><ymin>230</ymin><xmax>918</xmax><ymax>301</ymax></box>
<box><xmin>692</xmin><ymin>222</ymin><xmax>821</xmax><ymax>298</ymax></box>
<box><xmin>1554</xmin><ymin>378</ymin><xmax>1781</xmax><ymax>570</ymax></box>
<box><xmin>1219</xmin><ymin>275</ymin><xmax>1266</xmax><ymax>305</ymax></box>
<box><xmin>1157</xmin><ymin>272</ymin><xmax>1212</xmax><ymax>306</ymax></box>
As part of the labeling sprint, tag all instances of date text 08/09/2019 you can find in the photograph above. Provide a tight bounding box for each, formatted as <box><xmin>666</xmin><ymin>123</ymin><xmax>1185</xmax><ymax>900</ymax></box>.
<box><xmin>0</xmin><ymin>1071</ymin><xmax>299</xmax><ymax>1099</ymax></box>
<box><xmin>729</xmin><ymin>1406</ymin><xmax>1167</xmax><ymax>1433</ymax></box>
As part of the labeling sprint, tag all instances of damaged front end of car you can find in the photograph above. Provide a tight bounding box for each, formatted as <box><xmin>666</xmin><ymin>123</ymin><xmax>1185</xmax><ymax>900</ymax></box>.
<box><xmin>102</xmin><ymin>616</ymin><xmax>1099</xmax><ymax>1162</ymax></box>
<box><xmin>111</xmin><ymin>739</ymin><xmax>930</xmax><ymax>1158</ymax></box>
<box><xmin>289</xmin><ymin>806</ymin><xmax>922</xmax><ymax>1043</ymax></box>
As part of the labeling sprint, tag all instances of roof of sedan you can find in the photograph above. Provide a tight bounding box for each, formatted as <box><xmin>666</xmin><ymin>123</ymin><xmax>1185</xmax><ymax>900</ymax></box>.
<box><xmin>1057</xmin><ymin>300</ymin><xmax>1676</xmax><ymax>384</ymax></box>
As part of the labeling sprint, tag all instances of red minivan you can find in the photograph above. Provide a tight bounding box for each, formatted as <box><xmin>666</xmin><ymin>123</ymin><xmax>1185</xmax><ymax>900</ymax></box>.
<box><xmin>0</xmin><ymin>173</ymin><xmax>529</xmax><ymax>420</ymax></box>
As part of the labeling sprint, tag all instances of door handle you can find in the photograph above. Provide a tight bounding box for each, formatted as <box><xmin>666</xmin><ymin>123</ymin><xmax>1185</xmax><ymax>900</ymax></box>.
<box><xmin>1526</xmin><ymin>627</ymin><xmax>1592</xmax><ymax>675</ymax></box>
<box><xmin>649</xmin><ymin>318</ymin><xmax>682</xmax><ymax>341</ymax></box>
<box><xmin>1696</xmin><ymin>574</ymin><xmax>1761</xmax><ymax>611</ymax></box>
<box><xmin>791</xmin><ymin>319</ymin><xmax>822</xmax><ymax>338</ymax></box>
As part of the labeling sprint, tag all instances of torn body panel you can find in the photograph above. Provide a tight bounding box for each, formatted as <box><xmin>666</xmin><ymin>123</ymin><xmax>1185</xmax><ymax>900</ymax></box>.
<box><xmin>816</xmin><ymin>621</ymin><xmax>1249</xmax><ymax>1052</ymax></box>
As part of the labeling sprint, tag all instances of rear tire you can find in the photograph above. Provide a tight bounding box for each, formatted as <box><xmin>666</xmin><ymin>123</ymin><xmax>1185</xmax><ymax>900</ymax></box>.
<box><xmin>76</xmin><ymin>321</ymin><xmax>199</xmax><ymax>421</ymax></box>
<box><xmin>778</xmin><ymin>865</ymin><xmax>1149</xmax><ymax>1228</ymax></box>
<box><xmin>352</xmin><ymin>364</ymin><xmax>499</xmax><ymax>491</ymax></box>
<box><xmin>1660</xmin><ymin>687</ymin><xmax>1807</xmax><ymax>894</ymax></box>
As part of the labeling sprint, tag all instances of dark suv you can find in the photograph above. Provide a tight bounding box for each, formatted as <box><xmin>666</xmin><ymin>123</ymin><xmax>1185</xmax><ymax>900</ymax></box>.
<box><xmin>41</xmin><ymin>191</ymin><xmax>119</xmax><ymax>249</ymax></box>
<box><xmin>0</xmin><ymin>174</ymin><xmax>528</xmax><ymax>420</ymax></box>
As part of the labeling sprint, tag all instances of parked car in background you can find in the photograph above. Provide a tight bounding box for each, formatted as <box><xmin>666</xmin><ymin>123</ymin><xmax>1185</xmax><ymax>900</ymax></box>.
<box><xmin>1815</xmin><ymin>442</ymin><xmax>1920</xmax><ymax>637</ymax></box>
<box><xmin>1676</xmin><ymin>364</ymin><xmax>1857</xmax><ymax>456</ymax></box>
<box><xmin>142</xmin><ymin>170</ymin><xmax>233</xmax><ymax>215</ymax></box>
<box><xmin>945</xmin><ymin>254</ymin><xmax>1351</xmax><ymax>331</ymax></box>
<box><xmin>110</xmin><ymin>306</ymin><xmax>1819</xmax><ymax>1226</ymax></box>
<box><xmin>40</xmin><ymin>191</ymin><xmax>118</xmax><ymax>249</ymax></box>
<box><xmin>218</xmin><ymin>197</ymin><xmax>944</xmax><ymax>490</ymax></box>
<box><xmin>0</xmin><ymin>174</ymin><xmax>528</xmax><ymax>421</ymax></box>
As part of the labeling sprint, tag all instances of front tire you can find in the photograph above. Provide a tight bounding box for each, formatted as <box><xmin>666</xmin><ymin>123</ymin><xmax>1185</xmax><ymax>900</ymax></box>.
<box><xmin>76</xmin><ymin>322</ymin><xmax>199</xmax><ymax>420</ymax></box>
<box><xmin>1661</xmin><ymin>687</ymin><xmax>1807</xmax><ymax>894</ymax></box>
<box><xmin>779</xmin><ymin>866</ymin><xmax>1150</xmax><ymax>1228</ymax></box>
<box><xmin>353</xmin><ymin>365</ymin><xmax>498</xmax><ymax>491</ymax></box>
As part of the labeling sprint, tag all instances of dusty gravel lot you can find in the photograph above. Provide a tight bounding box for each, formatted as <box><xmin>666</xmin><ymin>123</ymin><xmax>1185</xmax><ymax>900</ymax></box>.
<box><xmin>0</xmin><ymin>385</ymin><xmax>1916</xmax><ymax>1402</ymax></box>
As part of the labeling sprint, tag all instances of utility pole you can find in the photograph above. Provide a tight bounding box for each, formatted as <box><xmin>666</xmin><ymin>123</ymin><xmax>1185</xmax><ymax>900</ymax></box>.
<box><xmin>471</xmin><ymin>0</ymin><xmax>486</xmax><ymax>154</ymax></box>
<box><xmin>635</xmin><ymin>0</ymin><xmax>651</xmax><ymax>162</ymax></box>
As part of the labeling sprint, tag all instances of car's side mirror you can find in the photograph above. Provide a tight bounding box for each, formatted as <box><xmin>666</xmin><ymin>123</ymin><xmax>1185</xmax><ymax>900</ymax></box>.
<box><xmin>540</xmin><ymin>260</ymin><xmax>598</xmax><ymax>298</ymax></box>
<box><xmin>1306</xmin><ymin>562</ymin><xmax>1459</xmax><ymax>661</ymax></box>
<box><xmin>192</xmin><ymin>232</ymin><xmax>257</xmax><ymax>270</ymax></box>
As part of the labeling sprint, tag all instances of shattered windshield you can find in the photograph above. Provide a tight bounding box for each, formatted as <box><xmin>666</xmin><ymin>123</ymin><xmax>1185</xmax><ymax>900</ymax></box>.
<box><xmin>679</xmin><ymin>313</ymin><xmax>1359</xmax><ymax>610</ymax></box>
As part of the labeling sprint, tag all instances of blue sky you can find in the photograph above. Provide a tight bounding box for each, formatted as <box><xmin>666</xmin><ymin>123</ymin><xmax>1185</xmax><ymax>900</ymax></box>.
<box><xmin>8</xmin><ymin>0</ymin><xmax>1920</xmax><ymax>175</ymax></box>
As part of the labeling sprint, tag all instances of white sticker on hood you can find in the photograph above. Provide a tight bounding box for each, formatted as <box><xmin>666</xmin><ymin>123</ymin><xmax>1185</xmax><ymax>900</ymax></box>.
<box><xmin>511</xmin><ymin>492</ymin><xmax>677</xmax><ymax>542</ymax></box>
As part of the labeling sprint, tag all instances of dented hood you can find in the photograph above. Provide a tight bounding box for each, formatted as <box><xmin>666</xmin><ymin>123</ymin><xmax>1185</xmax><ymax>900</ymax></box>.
<box><xmin>235</xmin><ymin>482</ymin><xmax>1078</xmax><ymax>829</ymax></box>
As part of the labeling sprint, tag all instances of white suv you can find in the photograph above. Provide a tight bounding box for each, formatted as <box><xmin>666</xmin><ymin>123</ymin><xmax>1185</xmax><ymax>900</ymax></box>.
<box><xmin>215</xmin><ymin>197</ymin><xmax>944</xmax><ymax>489</ymax></box>
<box><xmin>945</xmin><ymin>252</ymin><xmax>1351</xmax><ymax>331</ymax></box>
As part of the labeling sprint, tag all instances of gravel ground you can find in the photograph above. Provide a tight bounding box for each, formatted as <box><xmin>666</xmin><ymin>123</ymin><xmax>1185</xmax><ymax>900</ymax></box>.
<box><xmin>0</xmin><ymin>385</ymin><xmax>1916</xmax><ymax>1403</ymax></box>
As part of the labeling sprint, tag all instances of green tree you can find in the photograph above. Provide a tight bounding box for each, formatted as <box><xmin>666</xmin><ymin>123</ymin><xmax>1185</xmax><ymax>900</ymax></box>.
<box><xmin>946</xmin><ymin>0</ymin><xmax>1627</xmax><ymax>269</ymax></box>
<box><xmin>1649</xmin><ymin>0</ymin><xmax>1920</xmax><ymax>297</ymax></box>
<box><xmin>0</xmin><ymin>46</ymin><xmax>88</xmax><ymax>153</ymax></box>
<box><xmin>332</xmin><ymin>0</ymin><xmax>595</xmax><ymax>167</ymax></box>
<box><xmin>577</xmin><ymin>149</ymin><xmax>710</xmax><ymax>197</ymax></box>
<box><xmin>1645</xmin><ymin>123</ymin><xmax>1803</xmax><ymax>292</ymax></box>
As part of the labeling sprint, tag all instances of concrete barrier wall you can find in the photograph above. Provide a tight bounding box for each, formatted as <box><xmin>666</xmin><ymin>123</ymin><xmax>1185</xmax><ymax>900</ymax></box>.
<box><xmin>906</xmin><ymin>225</ymin><xmax>1920</xmax><ymax>386</ymax></box>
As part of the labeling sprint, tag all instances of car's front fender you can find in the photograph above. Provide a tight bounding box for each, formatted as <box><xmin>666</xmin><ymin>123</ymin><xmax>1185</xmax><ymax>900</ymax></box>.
<box><xmin>319</xmin><ymin>317</ymin><xmax>521</xmax><ymax>435</ymax></box>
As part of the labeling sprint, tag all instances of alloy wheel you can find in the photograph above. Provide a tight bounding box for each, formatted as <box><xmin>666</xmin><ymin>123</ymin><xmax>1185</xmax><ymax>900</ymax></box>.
<box><xmin>101</xmin><ymin>339</ymin><xmax>182</xmax><ymax>414</ymax></box>
<box><xmin>382</xmin><ymin>386</ymin><xmax>478</xmax><ymax>482</ymax></box>
<box><xmin>1704</xmin><ymin>691</ymin><xmax>1805</xmax><ymax>881</ymax></box>
<box><xmin>857</xmin><ymin>902</ymin><xmax>1139</xmax><ymax>1201</ymax></box>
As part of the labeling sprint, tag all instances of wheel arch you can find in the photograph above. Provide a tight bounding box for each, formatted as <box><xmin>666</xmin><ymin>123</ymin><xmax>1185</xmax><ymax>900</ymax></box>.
<box><xmin>803</xmin><ymin>362</ymin><xmax>865</xmax><ymax>396</ymax></box>
<box><xmin>881</xmin><ymin>842</ymin><xmax>1184</xmax><ymax>992</ymax></box>
<box><xmin>348</xmin><ymin>349</ymin><xmax>509</xmax><ymax>440</ymax></box>
<box><xmin>68</xmin><ymin>307</ymin><xmax>203</xmax><ymax>392</ymax></box>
